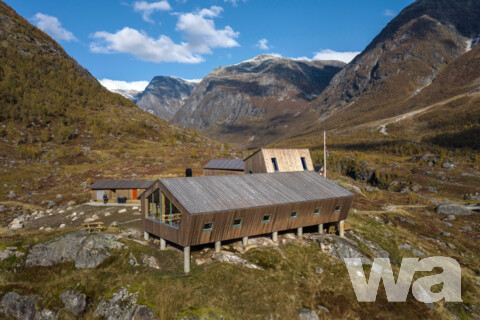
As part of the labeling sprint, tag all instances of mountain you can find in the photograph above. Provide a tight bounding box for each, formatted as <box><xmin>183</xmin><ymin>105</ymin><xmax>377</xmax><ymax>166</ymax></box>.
<box><xmin>110</xmin><ymin>89</ymin><xmax>143</xmax><ymax>102</ymax></box>
<box><xmin>136</xmin><ymin>76</ymin><xmax>198</xmax><ymax>121</ymax></box>
<box><xmin>173</xmin><ymin>54</ymin><xmax>345</xmax><ymax>147</ymax></box>
<box><xmin>0</xmin><ymin>1</ymin><xmax>242</xmax><ymax>204</ymax></box>
<box><xmin>310</xmin><ymin>0</ymin><xmax>480</xmax><ymax>130</ymax></box>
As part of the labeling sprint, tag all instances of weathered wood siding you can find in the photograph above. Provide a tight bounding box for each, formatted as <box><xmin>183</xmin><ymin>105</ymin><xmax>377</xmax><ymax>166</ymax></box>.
<box><xmin>141</xmin><ymin>179</ymin><xmax>353</xmax><ymax>247</ymax></box>
<box><xmin>93</xmin><ymin>188</ymin><xmax>146</xmax><ymax>202</ymax></box>
<box><xmin>203</xmin><ymin>169</ymin><xmax>244</xmax><ymax>176</ymax></box>
<box><xmin>244</xmin><ymin>148</ymin><xmax>314</xmax><ymax>174</ymax></box>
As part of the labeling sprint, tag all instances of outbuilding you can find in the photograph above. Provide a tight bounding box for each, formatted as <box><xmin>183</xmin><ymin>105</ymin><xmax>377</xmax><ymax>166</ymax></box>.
<box><xmin>243</xmin><ymin>148</ymin><xmax>314</xmax><ymax>174</ymax></box>
<box><xmin>139</xmin><ymin>171</ymin><xmax>353</xmax><ymax>272</ymax></box>
<box><xmin>203</xmin><ymin>159</ymin><xmax>245</xmax><ymax>176</ymax></box>
<box><xmin>90</xmin><ymin>180</ymin><xmax>154</xmax><ymax>204</ymax></box>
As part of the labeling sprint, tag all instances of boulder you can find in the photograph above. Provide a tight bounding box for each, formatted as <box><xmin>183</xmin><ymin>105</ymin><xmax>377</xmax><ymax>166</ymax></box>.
<box><xmin>141</xmin><ymin>254</ymin><xmax>160</xmax><ymax>269</ymax></box>
<box><xmin>0</xmin><ymin>204</ymin><xmax>6</xmax><ymax>212</ymax></box>
<box><xmin>118</xmin><ymin>209</ymin><xmax>127</xmax><ymax>214</ymax></box>
<box><xmin>47</xmin><ymin>201</ymin><xmax>56</xmax><ymax>209</ymax></box>
<box><xmin>0</xmin><ymin>247</ymin><xmax>25</xmax><ymax>261</ymax></box>
<box><xmin>298</xmin><ymin>308</ymin><xmax>319</xmax><ymax>320</ymax></box>
<box><xmin>0</xmin><ymin>292</ymin><xmax>39</xmax><ymax>320</ymax></box>
<box><xmin>460</xmin><ymin>226</ymin><xmax>472</xmax><ymax>231</ymax></box>
<box><xmin>435</xmin><ymin>205</ymin><xmax>471</xmax><ymax>216</ymax></box>
<box><xmin>399</xmin><ymin>243</ymin><xmax>426</xmax><ymax>257</ymax></box>
<box><xmin>308</xmin><ymin>234</ymin><xmax>372</xmax><ymax>265</ymax></box>
<box><xmin>129</xmin><ymin>253</ymin><xmax>139</xmax><ymax>266</ymax></box>
<box><xmin>94</xmin><ymin>287</ymin><xmax>155</xmax><ymax>320</ymax></box>
<box><xmin>213</xmin><ymin>252</ymin><xmax>261</xmax><ymax>270</ymax></box>
<box><xmin>442</xmin><ymin>215</ymin><xmax>456</xmax><ymax>221</ymax></box>
<box><xmin>25</xmin><ymin>231</ymin><xmax>125</xmax><ymax>269</ymax></box>
<box><xmin>442</xmin><ymin>162</ymin><xmax>455</xmax><ymax>169</ymax></box>
<box><xmin>59</xmin><ymin>290</ymin><xmax>89</xmax><ymax>316</ymax></box>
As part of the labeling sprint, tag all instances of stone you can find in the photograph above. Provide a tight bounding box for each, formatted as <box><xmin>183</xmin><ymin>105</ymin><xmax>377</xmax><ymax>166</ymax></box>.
<box><xmin>442</xmin><ymin>215</ymin><xmax>456</xmax><ymax>221</ymax></box>
<box><xmin>104</xmin><ymin>212</ymin><xmax>111</xmax><ymax>217</ymax></box>
<box><xmin>460</xmin><ymin>226</ymin><xmax>472</xmax><ymax>231</ymax></box>
<box><xmin>0</xmin><ymin>204</ymin><xmax>6</xmax><ymax>212</ymax></box>
<box><xmin>25</xmin><ymin>231</ymin><xmax>125</xmax><ymax>269</ymax></box>
<box><xmin>129</xmin><ymin>253</ymin><xmax>139</xmax><ymax>266</ymax></box>
<box><xmin>298</xmin><ymin>307</ymin><xmax>319</xmax><ymax>320</ymax></box>
<box><xmin>132</xmin><ymin>207</ymin><xmax>139</xmax><ymax>210</ymax></box>
<box><xmin>94</xmin><ymin>287</ymin><xmax>155</xmax><ymax>320</ymax></box>
<box><xmin>443</xmin><ymin>222</ymin><xmax>453</xmax><ymax>227</ymax></box>
<box><xmin>84</xmin><ymin>217</ymin><xmax>95</xmax><ymax>223</ymax></box>
<box><xmin>447</xmin><ymin>243</ymin><xmax>456</xmax><ymax>249</ymax></box>
<box><xmin>441</xmin><ymin>232</ymin><xmax>451</xmax><ymax>237</ymax></box>
<box><xmin>56</xmin><ymin>194</ymin><xmax>63</xmax><ymax>199</ymax></box>
<box><xmin>118</xmin><ymin>209</ymin><xmax>127</xmax><ymax>214</ymax></box>
<box><xmin>399</xmin><ymin>243</ymin><xmax>426</xmax><ymax>257</ymax></box>
<box><xmin>141</xmin><ymin>254</ymin><xmax>160</xmax><ymax>269</ymax></box>
<box><xmin>59</xmin><ymin>290</ymin><xmax>89</xmax><ymax>316</ymax></box>
<box><xmin>0</xmin><ymin>292</ymin><xmax>39</xmax><ymax>320</ymax></box>
<box><xmin>397</xmin><ymin>216</ymin><xmax>415</xmax><ymax>225</ymax></box>
<box><xmin>59</xmin><ymin>224</ymin><xmax>66</xmax><ymax>228</ymax></box>
<box><xmin>80</xmin><ymin>182</ymin><xmax>88</xmax><ymax>188</ymax></box>
<box><xmin>316</xmin><ymin>305</ymin><xmax>330</xmax><ymax>314</ymax></box>
<box><xmin>0</xmin><ymin>247</ymin><xmax>25</xmax><ymax>261</ymax></box>
<box><xmin>315</xmin><ymin>267</ymin><xmax>324</xmax><ymax>275</ymax></box>
<box><xmin>47</xmin><ymin>201</ymin><xmax>56</xmax><ymax>209</ymax></box>
<box><xmin>435</xmin><ymin>204</ymin><xmax>471</xmax><ymax>216</ymax></box>
<box><xmin>442</xmin><ymin>162</ymin><xmax>455</xmax><ymax>169</ymax></box>
<box><xmin>110</xmin><ymin>221</ymin><xmax>119</xmax><ymax>227</ymax></box>
<box><xmin>213</xmin><ymin>252</ymin><xmax>261</xmax><ymax>270</ymax></box>
<box><xmin>67</xmin><ymin>200</ymin><xmax>76</xmax><ymax>206</ymax></box>
<box><xmin>7</xmin><ymin>191</ymin><xmax>16</xmax><ymax>199</ymax></box>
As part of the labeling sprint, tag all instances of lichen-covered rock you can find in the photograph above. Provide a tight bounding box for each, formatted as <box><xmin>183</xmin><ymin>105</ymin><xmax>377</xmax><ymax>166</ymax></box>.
<box><xmin>435</xmin><ymin>204</ymin><xmax>471</xmax><ymax>216</ymax></box>
<box><xmin>0</xmin><ymin>247</ymin><xmax>24</xmax><ymax>261</ymax></box>
<box><xmin>213</xmin><ymin>252</ymin><xmax>261</xmax><ymax>270</ymax></box>
<box><xmin>298</xmin><ymin>308</ymin><xmax>319</xmax><ymax>320</ymax></box>
<box><xmin>306</xmin><ymin>234</ymin><xmax>372</xmax><ymax>265</ymax></box>
<box><xmin>25</xmin><ymin>231</ymin><xmax>125</xmax><ymax>269</ymax></box>
<box><xmin>0</xmin><ymin>292</ymin><xmax>39</xmax><ymax>320</ymax></box>
<box><xmin>59</xmin><ymin>290</ymin><xmax>89</xmax><ymax>316</ymax></box>
<box><xmin>94</xmin><ymin>287</ymin><xmax>155</xmax><ymax>320</ymax></box>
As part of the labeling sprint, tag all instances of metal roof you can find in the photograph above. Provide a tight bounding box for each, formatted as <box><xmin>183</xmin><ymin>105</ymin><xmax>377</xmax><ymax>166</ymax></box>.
<box><xmin>90</xmin><ymin>180</ymin><xmax>155</xmax><ymax>190</ymax></box>
<box><xmin>203</xmin><ymin>159</ymin><xmax>244</xmax><ymax>171</ymax></box>
<box><xmin>159</xmin><ymin>171</ymin><xmax>353</xmax><ymax>215</ymax></box>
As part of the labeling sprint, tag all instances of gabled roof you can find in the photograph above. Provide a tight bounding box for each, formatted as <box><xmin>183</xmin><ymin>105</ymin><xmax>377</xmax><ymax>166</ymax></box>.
<box><xmin>158</xmin><ymin>171</ymin><xmax>353</xmax><ymax>215</ymax></box>
<box><xmin>90</xmin><ymin>180</ymin><xmax>155</xmax><ymax>190</ymax></box>
<box><xmin>203</xmin><ymin>159</ymin><xmax>244</xmax><ymax>171</ymax></box>
<box><xmin>243</xmin><ymin>148</ymin><xmax>311</xmax><ymax>161</ymax></box>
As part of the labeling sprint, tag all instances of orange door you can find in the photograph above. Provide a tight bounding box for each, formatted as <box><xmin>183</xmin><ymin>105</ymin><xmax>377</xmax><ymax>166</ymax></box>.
<box><xmin>132</xmin><ymin>189</ymin><xmax>137</xmax><ymax>199</ymax></box>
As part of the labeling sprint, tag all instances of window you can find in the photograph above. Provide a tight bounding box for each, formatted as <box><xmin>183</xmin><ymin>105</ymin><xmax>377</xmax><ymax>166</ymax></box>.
<box><xmin>262</xmin><ymin>215</ymin><xmax>271</xmax><ymax>223</ymax></box>
<box><xmin>232</xmin><ymin>218</ymin><xmax>243</xmax><ymax>228</ymax></box>
<box><xmin>271</xmin><ymin>158</ymin><xmax>279</xmax><ymax>172</ymax></box>
<box><xmin>334</xmin><ymin>205</ymin><xmax>342</xmax><ymax>212</ymax></box>
<box><xmin>290</xmin><ymin>211</ymin><xmax>298</xmax><ymax>219</ymax></box>
<box><xmin>248</xmin><ymin>170</ymin><xmax>253</xmax><ymax>174</ymax></box>
<box><xmin>313</xmin><ymin>208</ymin><xmax>322</xmax><ymax>216</ymax></box>
<box><xmin>301</xmin><ymin>157</ymin><xmax>308</xmax><ymax>171</ymax></box>
<box><xmin>203</xmin><ymin>222</ymin><xmax>214</xmax><ymax>232</ymax></box>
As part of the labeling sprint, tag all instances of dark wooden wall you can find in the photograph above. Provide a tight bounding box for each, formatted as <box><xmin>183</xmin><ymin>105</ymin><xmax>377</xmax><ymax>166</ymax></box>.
<box><xmin>141</xmin><ymin>180</ymin><xmax>354</xmax><ymax>247</ymax></box>
<box><xmin>203</xmin><ymin>169</ymin><xmax>244</xmax><ymax>176</ymax></box>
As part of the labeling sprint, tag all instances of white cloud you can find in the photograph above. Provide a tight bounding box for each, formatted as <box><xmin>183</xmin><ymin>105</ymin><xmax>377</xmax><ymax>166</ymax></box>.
<box><xmin>99</xmin><ymin>79</ymin><xmax>149</xmax><ymax>91</ymax></box>
<box><xmin>256</xmin><ymin>38</ymin><xmax>270</xmax><ymax>50</ymax></box>
<box><xmin>133</xmin><ymin>1</ymin><xmax>171</xmax><ymax>23</ymax></box>
<box><xmin>90</xmin><ymin>6</ymin><xmax>239</xmax><ymax>63</ymax></box>
<box><xmin>31</xmin><ymin>13</ymin><xmax>77</xmax><ymax>42</ymax></box>
<box><xmin>312</xmin><ymin>49</ymin><xmax>360</xmax><ymax>63</ymax></box>
<box><xmin>224</xmin><ymin>0</ymin><xmax>245</xmax><ymax>6</ymax></box>
<box><xmin>383</xmin><ymin>9</ymin><xmax>395</xmax><ymax>17</ymax></box>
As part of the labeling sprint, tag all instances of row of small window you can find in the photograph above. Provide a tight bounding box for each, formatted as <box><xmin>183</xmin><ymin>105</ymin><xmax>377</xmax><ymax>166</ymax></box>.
<box><xmin>202</xmin><ymin>205</ymin><xmax>342</xmax><ymax>232</ymax></box>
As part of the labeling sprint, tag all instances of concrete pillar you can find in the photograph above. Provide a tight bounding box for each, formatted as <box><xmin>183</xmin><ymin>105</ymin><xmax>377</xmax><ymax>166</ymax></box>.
<box><xmin>215</xmin><ymin>241</ymin><xmax>221</xmax><ymax>253</ymax></box>
<box><xmin>272</xmin><ymin>231</ymin><xmax>278</xmax><ymax>243</ymax></box>
<box><xmin>297</xmin><ymin>227</ymin><xmax>303</xmax><ymax>238</ymax></box>
<box><xmin>144</xmin><ymin>231</ymin><xmax>150</xmax><ymax>241</ymax></box>
<box><xmin>242</xmin><ymin>236</ymin><xmax>248</xmax><ymax>247</ymax></box>
<box><xmin>160</xmin><ymin>238</ymin><xmax>166</xmax><ymax>250</ymax></box>
<box><xmin>339</xmin><ymin>220</ymin><xmax>345</xmax><ymax>238</ymax></box>
<box><xmin>318</xmin><ymin>224</ymin><xmax>324</xmax><ymax>234</ymax></box>
<box><xmin>184</xmin><ymin>246</ymin><xmax>190</xmax><ymax>273</ymax></box>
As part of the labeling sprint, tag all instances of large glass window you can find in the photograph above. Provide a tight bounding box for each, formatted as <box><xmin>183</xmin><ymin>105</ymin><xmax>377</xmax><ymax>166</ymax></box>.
<box><xmin>146</xmin><ymin>189</ymin><xmax>181</xmax><ymax>228</ymax></box>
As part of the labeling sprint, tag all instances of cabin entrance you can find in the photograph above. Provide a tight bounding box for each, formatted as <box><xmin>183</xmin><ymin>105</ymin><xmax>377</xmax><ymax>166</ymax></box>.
<box><xmin>146</xmin><ymin>188</ymin><xmax>182</xmax><ymax>228</ymax></box>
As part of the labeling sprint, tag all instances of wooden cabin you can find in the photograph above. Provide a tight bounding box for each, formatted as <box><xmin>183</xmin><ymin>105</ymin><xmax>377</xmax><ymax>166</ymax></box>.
<box><xmin>244</xmin><ymin>148</ymin><xmax>314</xmax><ymax>174</ymax></box>
<box><xmin>203</xmin><ymin>159</ymin><xmax>244</xmax><ymax>176</ymax></box>
<box><xmin>139</xmin><ymin>171</ymin><xmax>354</xmax><ymax>272</ymax></box>
<box><xmin>90</xmin><ymin>180</ymin><xmax>154</xmax><ymax>204</ymax></box>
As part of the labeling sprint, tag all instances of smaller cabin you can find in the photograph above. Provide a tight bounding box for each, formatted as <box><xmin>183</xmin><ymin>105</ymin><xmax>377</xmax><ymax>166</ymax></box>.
<box><xmin>203</xmin><ymin>159</ymin><xmax>244</xmax><ymax>176</ymax></box>
<box><xmin>90</xmin><ymin>180</ymin><xmax>154</xmax><ymax>204</ymax></box>
<box><xmin>244</xmin><ymin>148</ymin><xmax>314</xmax><ymax>174</ymax></box>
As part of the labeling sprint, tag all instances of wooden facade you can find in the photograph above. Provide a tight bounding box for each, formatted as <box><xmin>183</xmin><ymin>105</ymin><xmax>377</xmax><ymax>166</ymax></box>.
<box><xmin>203</xmin><ymin>169</ymin><xmax>244</xmax><ymax>176</ymax></box>
<box><xmin>203</xmin><ymin>159</ymin><xmax>244</xmax><ymax>177</ymax></box>
<box><xmin>140</xmin><ymin>172</ymin><xmax>354</xmax><ymax>247</ymax></box>
<box><xmin>244</xmin><ymin>148</ymin><xmax>314</xmax><ymax>174</ymax></box>
<box><xmin>90</xmin><ymin>180</ymin><xmax>154</xmax><ymax>204</ymax></box>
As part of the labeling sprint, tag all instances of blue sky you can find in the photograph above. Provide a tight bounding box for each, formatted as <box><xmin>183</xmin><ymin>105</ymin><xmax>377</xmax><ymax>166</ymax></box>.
<box><xmin>6</xmin><ymin>0</ymin><xmax>414</xmax><ymax>91</ymax></box>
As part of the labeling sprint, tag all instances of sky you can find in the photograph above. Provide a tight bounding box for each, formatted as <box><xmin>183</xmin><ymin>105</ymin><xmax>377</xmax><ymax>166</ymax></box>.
<box><xmin>6</xmin><ymin>0</ymin><xmax>414</xmax><ymax>91</ymax></box>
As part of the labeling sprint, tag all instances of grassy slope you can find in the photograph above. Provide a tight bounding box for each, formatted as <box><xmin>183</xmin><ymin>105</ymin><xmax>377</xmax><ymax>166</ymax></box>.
<box><xmin>0</xmin><ymin>1</ymin><xmax>244</xmax><ymax>208</ymax></box>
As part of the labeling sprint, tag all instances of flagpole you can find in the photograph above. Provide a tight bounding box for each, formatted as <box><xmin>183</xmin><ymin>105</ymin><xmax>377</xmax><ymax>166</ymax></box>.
<box><xmin>323</xmin><ymin>131</ymin><xmax>327</xmax><ymax>178</ymax></box>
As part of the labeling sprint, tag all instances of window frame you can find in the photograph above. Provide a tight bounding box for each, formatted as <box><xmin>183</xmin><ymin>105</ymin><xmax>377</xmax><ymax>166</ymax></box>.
<box><xmin>334</xmin><ymin>205</ymin><xmax>342</xmax><ymax>213</ymax></box>
<box><xmin>290</xmin><ymin>211</ymin><xmax>298</xmax><ymax>219</ymax></box>
<box><xmin>313</xmin><ymin>208</ymin><xmax>322</xmax><ymax>216</ymax></box>
<box><xmin>202</xmin><ymin>222</ymin><xmax>214</xmax><ymax>232</ymax></box>
<box><xmin>262</xmin><ymin>214</ymin><xmax>271</xmax><ymax>223</ymax></box>
<box><xmin>232</xmin><ymin>218</ymin><xmax>243</xmax><ymax>228</ymax></box>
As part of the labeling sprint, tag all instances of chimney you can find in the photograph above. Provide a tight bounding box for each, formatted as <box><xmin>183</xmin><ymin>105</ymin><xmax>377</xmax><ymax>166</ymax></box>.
<box><xmin>185</xmin><ymin>168</ymin><xmax>192</xmax><ymax>177</ymax></box>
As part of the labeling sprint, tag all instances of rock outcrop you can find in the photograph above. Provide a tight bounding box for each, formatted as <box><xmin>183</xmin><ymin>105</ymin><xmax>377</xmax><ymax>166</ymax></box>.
<box><xmin>435</xmin><ymin>204</ymin><xmax>471</xmax><ymax>215</ymax></box>
<box><xmin>94</xmin><ymin>287</ymin><xmax>155</xmax><ymax>320</ymax></box>
<box><xmin>59</xmin><ymin>290</ymin><xmax>90</xmax><ymax>316</ymax></box>
<box><xmin>25</xmin><ymin>231</ymin><xmax>125</xmax><ymax>268</ymax></box>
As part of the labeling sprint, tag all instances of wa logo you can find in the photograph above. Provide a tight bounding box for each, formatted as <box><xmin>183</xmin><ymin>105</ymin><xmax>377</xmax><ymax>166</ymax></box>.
<box><xmin>345</xmin><ymin>257</ymin><xmax>462</xmax><ymax>303</ymax></box>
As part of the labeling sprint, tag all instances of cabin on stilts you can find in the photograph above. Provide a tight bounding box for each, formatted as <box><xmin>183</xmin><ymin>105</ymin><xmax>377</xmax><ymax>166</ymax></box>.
<box><xmin>139</xmin><ymin>171</ymin><xmax>354</xmax><ymax>273</ymax></box>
